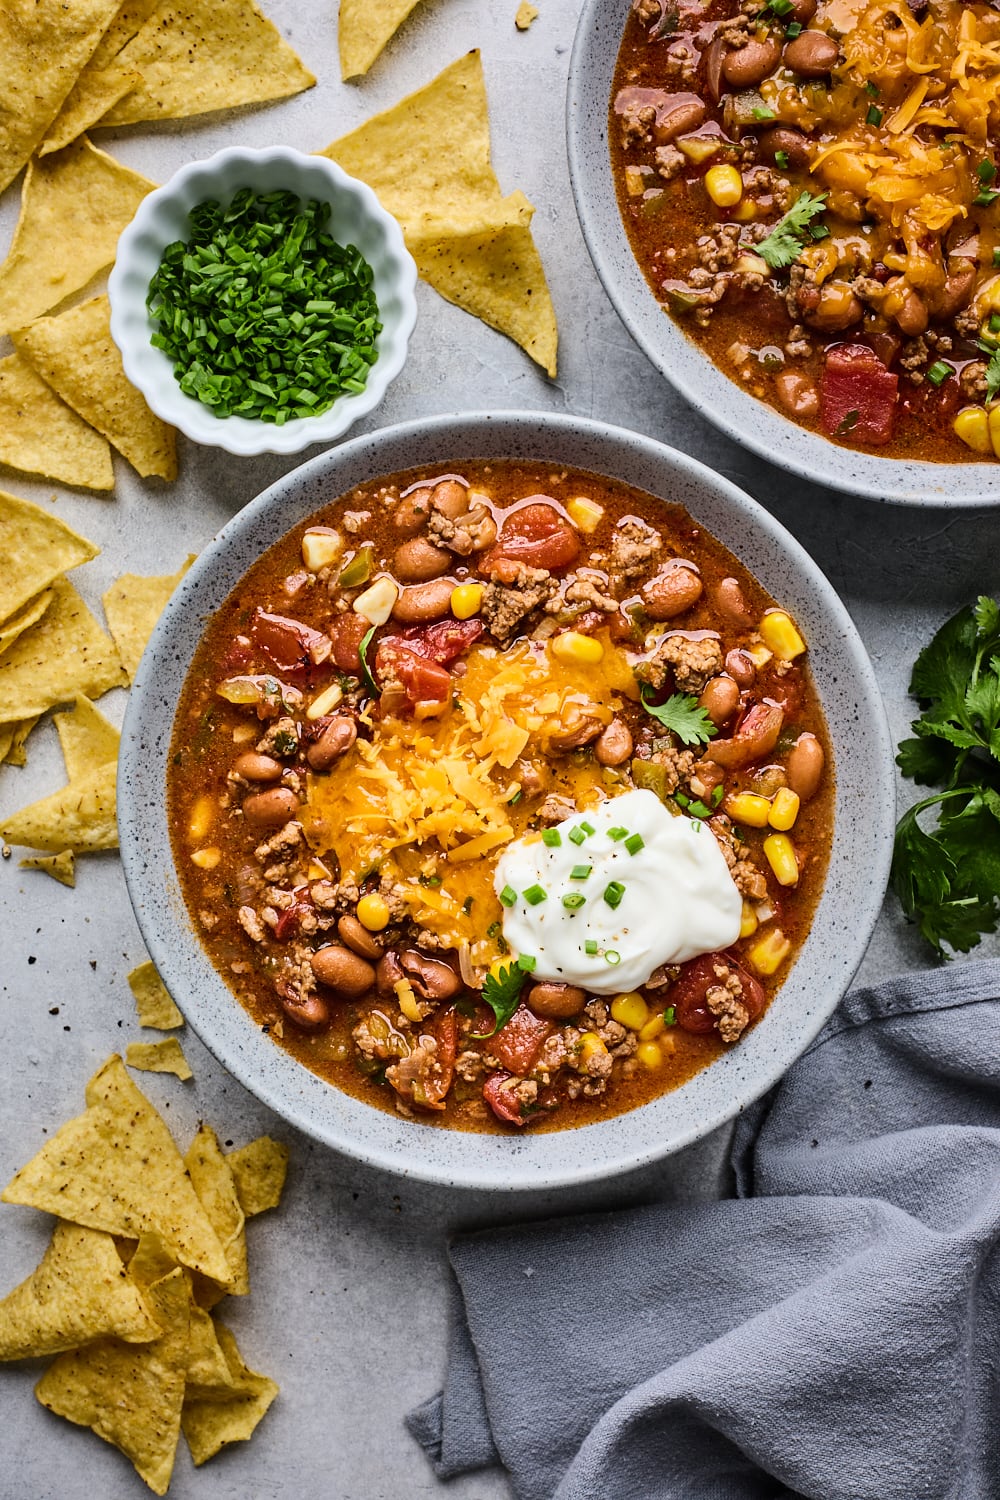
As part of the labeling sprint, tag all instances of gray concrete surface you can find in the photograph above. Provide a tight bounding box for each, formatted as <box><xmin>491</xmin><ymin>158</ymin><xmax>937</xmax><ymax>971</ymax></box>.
<box><xmin>2</xmin><ymin>2</ymin><xmax>999</xmax><ymax>1496</ymax></box>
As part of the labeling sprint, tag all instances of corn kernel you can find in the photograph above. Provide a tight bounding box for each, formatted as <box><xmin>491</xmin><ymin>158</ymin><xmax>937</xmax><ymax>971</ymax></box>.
<box><xmin>394</xmin><ymin>978</ymin><xmax>424</xmax><ymax>1024</ymax></box>
<box><xmin>636</xmin><ymin>1041</ymin><xmax>664</xmax><ymax>1070</ymax></box>
<box><xmin>308</xmin><ymin>859</ymin><xmax>331</xmax><ymax>881</ymax></box>
<box><xmin>745</xmin><ymin>641</ymin><xmax>773</xmax><ymax>669</ymax></box>
<box><xmin>953</xmin><ymin>407</ymin><xmax>992</xmax><ymax>455</ymax></box>
<box><xmin>191</xmin><ymin>846</ymin><xmax>220</xmax><ymax>870</ymax></box>
<box><xmin>705</xmin><ymin>164</ymin><xmax>743</xmax><ymax>207</ymax></box>
<box><xmin>768</xmin><ymin>786</ymin><xmax>800</xmax><ymax>831</ymax></box>
<box><xmin>578</xmin><ymin>1032</ymin><xmax>608</xmax><ymax>1066</ymax></box>
<box><xmin>759</xmin><ymin>610</ymin><xmax>806</xmax><ymax>662</ymax></box>
<box><xmin>232</xmin><ymin>722</ymin><xmax>256</xmax><ymax>744</ymax></box>
<box><xmin>725</xmin><ymin>792</ymin><xmax>771</xmax><ymax>828</ymax></box>
<box><xmin>732</xmin><ymin>199</ymin><xmax>758</xmax><ymax>222</ymax></box>
<box><xmin>989</xmin><ymin>405</ymin><xmax>1000</xmax><ymax>460</ymax></box>
<box><xmin>357</xmin><ymin>893</ymin><xmax>390</xmax><ymax>931</ymax></box>
<box><xmin>763</xmin><ymin>832</ymin><xmax>799</xmax><ymax>887</ymax></box>
<box><xmin>748</xmin><ymin>927</ymin><xmax>792</xmax><ymax>976</ymax></box>
<box><xmin>301</xmin><ymin>528</ymin><xmax>343</xmax><ymax>572</ymax></box>
<box><xmin>740</xmin><ymin>900</ymin><xmax>759</xmax><ymax>939</ymax></box>
<box><xmin>639</xmin><ymin>1014</ymin><xmax>666</xmax><ymax>1042</ymax></box>
<box><xmin>565</xmin><ymin>496</ymin><xmax>605</xmax><ymax>533</ymax></box>
<box><xmin>353</xmin><ymin>575</ymin><xmax>398</xmax><ymax>625</ymax></box>
<box><xmin>624</xmin><ymin>164</ymin><xmax>646</xmax><ymax>197</ymax></box>
<box><xmin>188</xmin><ymin>794</ymin><xmax>214</xmax><ymax>843</ymax></box>
<box><xmin>551</xmin><ymin>631</ymin><xmax>604</xmax><ymax>666</ymax></box>
<box><xmin>450</xmin><ymin>583</ymin><xmax>484</xmax><ymax>619</ymax></box>
<box><xmin>610</xmin><ymin>991</ymin><xmax>650</xmax><ymax>1031</ymax></box>
<box><xmin>307</xmin><ymin>682</ymin><xmax>344</xmax><ymax>720</ymax></box>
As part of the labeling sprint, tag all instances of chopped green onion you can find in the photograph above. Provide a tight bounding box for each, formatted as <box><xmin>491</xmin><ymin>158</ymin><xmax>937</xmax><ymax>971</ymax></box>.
<box><xmin>979</xmin><ymin>160</ymin><xmax>997</xmax><ymax>182</ymax></box>
<box><xmin>499</xmin><ymin>885</ymin><xmax>517</xmax><ymax>908</ymax></box>
<box><xmin>604</xmin><ymin>950</ymin><xmax>621</xmax><ymax>966</ymax></box>
<box><xmin>991</xmin><ymin>312</ymin><xmax>1000</xmax><ymax>333</ymax></box>
<box><xmin>712</xmin><ymin>784</ymin><xmax>725</xmax><ymax>806</ymax></box>
<box><xmin>810</xmin><ymin>224</ymin><xmax>830</xmax><ymax>240</ymax></box>
<box><xmin>774</xmin><ymin>150</ymin><xmax>790</xmax><ymax>169</ymax></box>
<box><xmin>517</xmin><ymin>954</ymin><xmax>537</xmax><ymax>972</ymax></box>
<box><xmin>541</xmin><ymin>828</ymin><xmax>562</xmax><ymax>847</ymax></box>
<box><xmin>580</xmin><ymin>820</ymin><xmax>596</xmax><ymax>836</ymax></box>
<box><xmin>624</xmin><ymin>833</ymin><xmax>645</xmax><ymax>855</ymax></box>
<box><xmin>785</xmin><ymin>20</ymin><xmax>802</xmax><ymax>35</ymax></box>
<box><xmin>663</xmin><ymin>1006</ymin><xmax>677</xmax><ymax>1026</ymax></box>
<box><xmin>562</xmin><ymin>893</ymin><xmax>586</xmax><ymax>910</ymax></box>
<box><xmin>865</xmin><ymin>81</ymin><xmax>879</xmax><ymax>97</ymax></box>
<box><xmin>994</xmin><ymin>247</ymin><xmax>1000</xmax><ymax>268</ymax></box>
<box><xmin>570</xmin><ymin>864</ymin><xmax>593</xmax><ymax>881</ymax></box>
<box><xmin>866</xmin><ymin>105</ymin><xmax>883</xmax><ymax>126</ymax></box>
<box><xmin>752</xmin><ymin>106</ymin><xmax>776</xmax><ymax>121</ymax></box>
<box><xmin>585</xmin><ymin>939</ymin><xmax>599</xmax><ymax>955</ymax></box>
<box><xmin>568</xmin><ymin>826</ymin><xmax>587</xmax><ymax>846</ymax></box>
<box><xmin>607</xmin><ymin>826</ymin><xmax>628</xmax><ymax>841</ymax></box>
<box><xmin>603</xmin><ymin>881</ymin><xmax>626</xmax><ymax>909</ymax></box>
<box><xmin>974</xmin><ymin>188</ymin><xmax>1000</xmax><ymax>207</ymax></box>
<box><xmin>674</xmin><ymin>791</ymin><xmax>690</xmax><ymax>808</ymax></box>
<box><xmin>508</xmin><ymin>788</ymin><xmax>523</xmax><ymax>805</ymax></box>
<box><xmin>523</xmin><ymin>884</ymin><xmax>547</xmax><ymax>905</ymax></box>
<box><xmin>926</xmin><ymin>360</ymin><xmax>952</xmax><ymax>387</ymax></box>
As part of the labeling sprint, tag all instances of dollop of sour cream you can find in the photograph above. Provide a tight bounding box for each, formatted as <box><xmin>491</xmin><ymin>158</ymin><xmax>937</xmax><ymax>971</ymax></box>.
<box><xmin>493</xmin><ymin>789</ymin><xmax>742</xmax><ymax>995</ymax></box>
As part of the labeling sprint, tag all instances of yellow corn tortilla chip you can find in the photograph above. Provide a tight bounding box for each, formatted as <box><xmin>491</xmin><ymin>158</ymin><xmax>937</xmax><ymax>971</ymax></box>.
<box><xmin>97</xmin><ymin>0</ymin><xmax>316</xmax><ymax>128</ymax></box>
<box><xmin>126</xmin><ymin>1039</ymin><xmax>193</xmax><ymax>1081</ymax></box>
<box><xmin>339</xmin><ymin>0</ymin><xmax>424</xmax><ymax>80</ymax></box>
<box><xmin>185</xmin><ymin>1302</ymin><xmax>234</xmax><ymax>1390</ymax></box>
<box><xmin>35</xmin><ymin>1266</ymin><xmax>190</xmax><ymax>1496</ymax></box>
<box><xmin>0</xmin><ymin>353</ymin><xmax>114</xmax><ymax>492</ymax></box>
<box><xmin>1</xmin><ymin>761</ymin><xmax>117</xmax><ymax>852</ymax></box>
<box><xmin>0</xmin><ymin>575</ymin><xmax>125</xmax><ymax>727</ymax></box>
<box><xmin>0</xmin><ymin>0</ymin><xmax>123</xmax><ymax>196</ymax></box>
<box><xmin>13</xmin><ymin>297</ymin><xmax>177</xmax><ymax>481</ymax></box>
<box><xmin>0</xmin><ymin>138</ymin><xmax>155</xmax><ymax>336</ymax></box>
<box><xmin>0</xmin><ymin>716</ymin><xmax>40</xmax><ymax>767</ymax></box>
<box><xmin>185</xmin><ymin>1127</ymin><xmax>248</xmax><ymax>1298</ymax></box>
<box><xmin>41</xmin><ymin>0</ymin><xmax>162</xmax><ymax>155</ymax></box>
<box><xmin>102</xmin><ymin>555</ymin><xmax>196</xmax><ymax>682</ymax></box>
<box><xmin>181</xmin><ymin>1321</ymin><xmax>278</xmax><ymax>1466</ymax></box>
<box><xmin>54</xmin><ymin>694</ymin><xmax>120</xmax><ymax>782</ymax></box>
<box><xmin>126</xmin><ymin>1231</ymin><xmax>179</xmax><ymax>1293</ymax></box>
<box><xmin>2</xmin><ymin>1055</ymin><xmax>232</xmax><ymax>1283</ymax></box>
<box><xmin>0</xmin><ymin>490</ymin><xmax>98</xmax><ymax>623</ymax></box>
<box><xmin>0</xmin><ymin>590</ymin><xmax>53</xmax><ymax>659</ymax></box>
<box><xmin>19</xmin><ymin>850</ymin><xmax>77</xmax><ymax>886</ymax></box>
<box><xmin>515</xmin><ymin>2</ymin><xmax>539</xmax><ymax>28</ymax></box>
<box><xmin>0</xmin><ymin>1221</ymin><xmax>160</xmax><ymax>1360</ymax></box>
<box><xmin>226</xmin><ymin>1137</ymin><xmax>289</xmax><ymax>1218</ymax></box>
<box><xmin>128</xmin><ymin>960</ymin><xmax>184</xmax><ymax>1030</ymax></box>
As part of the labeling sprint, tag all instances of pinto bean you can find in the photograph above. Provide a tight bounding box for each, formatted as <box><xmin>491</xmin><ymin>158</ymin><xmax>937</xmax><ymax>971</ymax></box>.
<box><xmin>311</xmin><ymin>945</ymin><xmax>376</xmax><ymax>996</ymax></box>
<box><xmin>376</xmin><ymin>951</ymin><xmax>404</xmax><ymax>996</ymax></box>
<box><xmin>337</xmin><ymin>914</ymin><xmax>384</xmax><ymax>961</ymax></box>
<box><xmin>242</xmin><ymin>786</ymin><xmax>297</xmax><ymax>830</ymax></box>
<box><xmin>233</xmin><ymin>752</ymin><xmax>283</xmax><ymax>783</ymax></box>
<box><xmin>594</xmin><ymin>719</ymin><xmax>634</xmax><ymax>767</ymax></box>
<box><xmin>655</xmin><ymin>97</ymin><xmax>707</xmax><ymax>142</ymax></box>
<box><xmin>725</xmin><ymin>648</ymin><xmax>756</xmax><ymax>687</ymax></box>
<box><xmin>399</xmin><ymin>951</ymin><xmax>462</xmax><ymax>1000</ymax></box>
<box><xmin>527</xmin><ymin>982</ymin><xmax>587</xmax><ymax>1020</ymax></box>
<box><xmin>783</xmin><ymin>29</ymin><xmax>839</xmax><ymax>75</ymax></box>
<box><xmin>306</xmin><ymin>716</ymin><xmax>357</xmax><ymax>771</ymax></box>
<box><xmin>431</xmin><ymin>480</ymin><xmax>468</xmax><ymax>519</ymax></box>
<box><xmin>392</xmin><ymin>537</ymin><xmax>452</xmax><ymax>582</ymax></box>
<box><xmin>785</xmin><ymin>731</ymin><xmax>825</xmax><ymax>801</ymax></box>
<box><xmin>775</xmin><ymin>370</ymin><xmax>820</xmax><ymax>418</ymax></box>
<box><xmin>787</xmin><ymin>0</ymin><xmax>817</xmax><ymax>20</ymax></box>
<box><xmin>722</xmin><ymin>35</ymin><xmax>783</xmax><ymax>89</ymax></box>
<box><xmin>934</xmin><ymin>260</ymin><xmax>977</xmax><ymax>318</ymax></box>
<box><xmin>705</xmin><ymin>701</ymin><xmax>783</xmax><ymax>769</ymax></box>
<box><xmin>699</xmin><ymin>674</ymin><xmax>741</xmax><ymax>728</ymax></box>
<box><xmin>893</xmin><ymin>289</ymin><xmax>929</xmax><ymax>338</ymax></box>
<box><xmin>641</xmin><ymin>564</ymin><xmax>703</xmax><ymax>620</ymax></box>
<box><xmin>758</xmin><ymin>126</ymin><xmax>811</xmax><ymax>171</ymax></box>
<box><xmin>280</xmin><ymin>991</ymin><xmax>329</xmax><ymax>1029</ymax></box>
<box><xmin>803</xmin><ymin>281</ymin><xmax>863</xmax><ymax>333</ymax></box>
<box><xmin>714</xmin><ymin>576</ymin><xmax>756</xmax><ymax>628</ymax></box>
<box><xmin>392</xmin><ymin>578</ymin><xmax>455</xmax><ymax>624</ymax></box>
<box><xmin>393</xmin><ymin>488</ymin><xmax>432</xmax><ymax>535</ymax></box>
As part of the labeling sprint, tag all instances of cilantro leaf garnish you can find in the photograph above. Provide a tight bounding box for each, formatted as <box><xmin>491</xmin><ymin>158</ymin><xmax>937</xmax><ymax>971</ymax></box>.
<box><xmin>640</xmin><ymin>688</ymin><xmax>718</xmax><ymax>747</ymax></box>
<box><xmin>756</xmin><ymin>191</ymin><xmax>829</xmax><ymax>270</ymax></box>
<box><xmin>890</xmin><ymin>596</ymin><xmax>1000</xmax><ymax>956</ymax></box>
<box><xmin>473</xmin><ymin>962</ymin><xmax>526</xmax><ymax>1039</ymax></box>
<box><xmin>984</xmin><ymin>345</ymin><xmax>1000</xmax><ymax>402</ymax></box>
<box><xmin>358</xmin><ymin>624</ymin><xmax>379</xmax><ymax>696</ymax></box>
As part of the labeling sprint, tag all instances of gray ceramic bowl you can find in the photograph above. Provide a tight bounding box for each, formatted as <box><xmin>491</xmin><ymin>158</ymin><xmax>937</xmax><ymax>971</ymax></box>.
<box><xmin>119</xmin><ymin>412</ymin><xmax>894</xmax><ymax>1190</ymax></box>
<box><xmin>567</xmin><ymin>0</ymin><xmax>999</xmax><ymax>507</ymax></box>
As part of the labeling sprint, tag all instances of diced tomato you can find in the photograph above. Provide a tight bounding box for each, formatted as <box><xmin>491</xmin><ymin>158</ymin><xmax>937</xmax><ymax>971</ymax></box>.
<box><xmin>395</xmin><ymin>618</ymin><xmax>483</xmax><ymax>665</ymax></box>
<box><xmin>489</xmin><ymin>1004</ymin><xmax>553</xmax><ymax>1074</ymax></box>
<box><xmin>669</xmin><ymin>952</ymin><xmax>766</xmax><ymax>1034</ymax></box>
<box><xmin>251</xmin><ymin>610</ymin><xmax>331</xmax><ymax>680</ymax></box>
<box><xmin>764</xmin><ymin>668</ymin><xmax>803</xmax><ymax>718</ymax></box>
<box><xmin>218</xmin><ymin>636</ymin><xmax>253</xmax><ymax>675</ymax></box>
<box><xmin>376</xmin><ymin>642</ymin><xmax>452</xmax><ymax>707</ymax></box>
<box><xmin>819</xmin><ymin>344</ymin><xmax>898</xmax><ymax>447</ymax></box>
<box><xmin>274</xmin><ymin>886</ymin><xmax>314</xmax><ymax>941</ymax></box>
<box><xmin>331</xmin><ymin>613</ymin><xmax>370</xmax><ymax>673</ymax></box>
<box><xmin>483</xmin><ymin>1072</ymin><xmax>530</xmax><ymax>1127</ymax></box>
<box><xmin>481</xmin><ymin>501</ymin><xmax>581</xmax><ymax>575</ymax></box>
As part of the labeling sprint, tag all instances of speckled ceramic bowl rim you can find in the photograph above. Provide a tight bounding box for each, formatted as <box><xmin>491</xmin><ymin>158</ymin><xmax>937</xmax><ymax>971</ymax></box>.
<box><xmin>566</xmin><ymin>0</ymin><xmax>1000</xmax><ymax>508</ymax></box>
<box><xmin>107</xmin><ymin>146</ymin><xmax>417</xmax><ymax>458</ymax></box>
<box><xmin>119</xmin><ymin>411</ymin><xmax>894</xmax><ymax>1191</ymax></box>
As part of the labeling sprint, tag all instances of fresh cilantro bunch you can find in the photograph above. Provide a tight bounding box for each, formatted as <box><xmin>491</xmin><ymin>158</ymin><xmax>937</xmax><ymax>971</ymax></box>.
<box><xmin>891</xmin><ymin>595</ymin><xmax>1000</xmax><ymax>956</ymax></box>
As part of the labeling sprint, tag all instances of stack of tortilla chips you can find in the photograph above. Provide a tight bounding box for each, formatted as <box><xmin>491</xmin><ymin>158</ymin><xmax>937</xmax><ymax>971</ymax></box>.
<box><xmin>0</xmin><ymin>1055</ymin><xmax>288</xmax><ymax>1494</ymax></box>
<box><xmin>322</xmin><ymin>50</ymin><xmax>559</xmax><ymax>378</ymax></box>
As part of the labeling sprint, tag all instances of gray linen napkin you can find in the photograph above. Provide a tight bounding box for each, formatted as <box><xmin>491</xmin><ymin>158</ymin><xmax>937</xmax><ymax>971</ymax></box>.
<box><xmin>407</xmin><ymin>959</ymin><xmax>1000</xmax><ymax>1499</ymax></box>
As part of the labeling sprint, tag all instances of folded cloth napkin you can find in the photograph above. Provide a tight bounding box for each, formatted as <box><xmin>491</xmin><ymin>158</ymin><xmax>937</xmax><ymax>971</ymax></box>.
<box><xmin>407</xmin><ymin>959</ymin><xmax>1000</xmax><ymax>1500</ymax></box>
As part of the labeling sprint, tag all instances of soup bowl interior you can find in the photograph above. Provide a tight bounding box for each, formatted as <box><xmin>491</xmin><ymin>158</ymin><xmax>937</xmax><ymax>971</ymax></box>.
<box><xmin>119</xmin><ymin>411</ymin><xmax>894</xmax><ymax>1190</ymax></box>
<box><xmin>566</xmin><ymin>0</ymin><xmax>998</xmax><ymax>508</ymax></box>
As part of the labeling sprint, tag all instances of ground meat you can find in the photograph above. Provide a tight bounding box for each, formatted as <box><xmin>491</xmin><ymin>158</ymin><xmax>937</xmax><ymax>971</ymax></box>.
<box><xmin>256</xmin><ymin>717</ymin><xmax>299</xmax><ymax>757</ymax></box>
<box><xmin>712</xmin><ymin>824</ymin><xmax>769</xmax><ymax>900</ymax></box>
<box><xmin>608</xmin><ymin>517</ymin><xmax>662</xmax><ymax>583</ymax></box>
<box><xmin>706</xmin><ymin>965</ymin><xmax>750</xmax><ymax>1042</ymax></box>
<box><xmin>480</xmin><ymin>565</ymin><xmax>557</xmax><ymax>647</ymax></box>
<box><xmin>342</xmin><ymin>509</ymin><xmax>371</xmax><ymax>534</ymax></box>
<box><xmin>254</xmin><ymin>820</ymin><xmax>303</xmax><ymax>875</ymax></box>
<box><xmin>428</xmin><ymin>502</ymin><xmax>495</xmax><ymax>555</ymax></box>
<box><xmin>899</xmin><ymin>336</ymin><xmax>929</xmax><ymax>381</ymax></box>
<box><xmin>639</xmin><ymin>633</ymin><xmax>724</xmax><ymax>694</ymax></box>
<box><xmin>514</xmin><ymin>758</ymin><xmax>550</xmax><ymax>798</ymax></box>
<box><xmin>663</xmin><ymin>38</ymin><xmax>698</xmax><ymax>83</ymax></box>
<box><xmin>238</xmin><ymin>906</ymin><xmax>266</xmax><ymax>943</ymax></box>
<box><xmin>655</xmin><ymin>145</ymin><xmax>685</xmax><ymax>183</ymax></box>
<box><xmin>639</xmin><ymin>742</ymin><xmax>697</xmax><ymax>794</ymax></box>
<box><xmin>960</xmin><ymin>360</ymin><xmax>989</xmax><ymax>400</ymax></box>
<box><xmin>954</xmin><ymin>305</ymin><xmax>980</xmax><ymax>338</ymax></box>
<box><xmin>718</xmin><ymin>14</ymin><xmax>752</xmax><ymax>46</ymax></box>
<box><xmin>633</xmin><ymin>0</ymin><xmax>660</xmax><ymax>20</ymax></box>
<box><xmin>697</xmin><ymin>224</ymin><xmax>742</xmax><ymax>274</ymax></box>
<box><xmin>784</xmin><ymin>322</ymin><xmax>812</xmax><ymax>359</ymax></box>
<box><xmin>354</xmin><ymin>1016</ymin><xmax>409</xmax><ymax>1063</ymax></box>
<box><xmin>455</xmin><ymin>1050</ymin><xmax>485</xmax><ymax>1082</ymax></box>
<box><xmin>619</xmin><ymin>99</ymin><xmax>658</xmax><ymax>148</ymax></box>
<box><xmin>538</xmin><ymin>793</ymin><xmax>577</xmax><ymax>825</ymax></box>
<box><xmin>553</xmin><ymin>569</ymin><xmax>619</xmax><ymax>613</ymax></box>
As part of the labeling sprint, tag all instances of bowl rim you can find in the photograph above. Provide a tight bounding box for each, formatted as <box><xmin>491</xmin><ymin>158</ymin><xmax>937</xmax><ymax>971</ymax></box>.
<box><xmin>107</xmin><ymin>143</ymin><xmax>418</xmax><ymax>458</ymax></box>
<box><xmin>118</xmin><ymin>409</ymin><xmax>895</xmax><ymax>1190</ymax></box>
<box><xmin>566</xmin><ymin>0</ymin><xmax>1000</xmax><ymax>509</ymax></box>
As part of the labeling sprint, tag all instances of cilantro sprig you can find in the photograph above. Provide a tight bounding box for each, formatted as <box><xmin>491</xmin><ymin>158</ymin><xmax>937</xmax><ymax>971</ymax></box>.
<box><xmin>756</xmin><ymin>191</ymin><xmax>829</xmax><ymax>271</ymax></box>
<box><xmin>473</xmin><ymin>962</ymin><xmax>527</xmax><ymax>1039</ymax></box>
<box><xmin>640</xmin><ymin>688</ymin><xmax>718</xmax><ymax>747</ymax></box>
<box><xmin>890</xmin><ymin>596</ymin><xmax>1000</xmax><ymax>956</ymax></box>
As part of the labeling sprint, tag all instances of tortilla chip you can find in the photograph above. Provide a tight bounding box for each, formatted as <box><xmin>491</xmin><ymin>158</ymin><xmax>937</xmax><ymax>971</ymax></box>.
<box><xmin>35</xmin><ymin>1266</ymin><xmax>190</xmax><ymax>1496</ymax></box>
<box><xmin>102</xmin><ymin>555</ymin><xmax>195</xmax><ymax>682</ymax></box>
<box><xmin>125</xmin><ymin>1039</ymin><xmax>193</xmax><ymax>1081</ymax></box>
<box><xmin>185</xmin><ymin>1127</ymin><xmax>248</xmax><ymax>1298</ymax></box>
<box><xmin>126</xmin><ymin>1231</ymin><xmax>179</xmax><ymax>1293</ymax></box>
<box><xmin>0</xmin><ymin>490</ymin><xmax>98</xmax><ymax>623</ymax></box>
<box><xmin>2</xmin><ymin>1055</ymin><xmax>232</xmax><ymax>1283</ymax></box>
<box><xmin>128</xmin><ymin>960</ymin><xmax>184</xmax><ymax>1030</ymax></box>
<box><xmin>226</xmin><ymin>1138</ymin><xmax>289</xmax><ymax>1219</ymax></box>
<box><xmin>97</xmin><ymin>0</ymin><xmax>316</xmax><ymax>128</ymax></box>
<box><xmin>321</xmin><ymin>52</ymin><xmax>558</xmax><ymax>374</ymax></box>
<box><xmin>41</xmin><ymin>0</ymin><xmax>162</xmax><ymax>155</ymax></box>
<box><xmin>0</xmin><ymin>353</ymin><xmax>114</xmax><ymax>492</ymax></box>
<box><xmin>13</xmin><ymin>297</ymin><xmax>177</xmax><ymax>481</ymax></box>
<box><xmin>19</xmin><ymin>850</ymin><xmax>77</xmax><ymax>886</ymax></box>
<box><xmin>54</xmin><ymin>694</ymin><xmax>120</xmax><ymax>782</ymax></box>
<box><xmin>185</xmin><ymin>1303</ymin><xmax>234</xmax><ymax>1390</ymax></box>
<box><xmin>0</xmin><ymin>138</ymin><xmax>155</xmax><ymax>337</ymax></box>
<box><xmin>0</xmin><ymin>1221</ymin><xmax>160</xmax><ymax>1360</ymax></box>
<box><xmin>339</xmin><ymin>0</ymin><xmax>423</xmax><ymax>80</ymax></box>
<box><xmin>515</xmin><ymin>1</ymin><xmax>539</xmax><ymax>27</ymax></box>
<box><xmin>1</xmin><ymin>761</ymin><xmax>117</xmax><ymax>852</ymax></box>
<box><xmin>181</xmin><ymin>1322</ymin><xmax>278</xmax><ymax>1466</ymax></box>
<box><xmin>0</xmin><ymin>575</ymin><xmax>125</xmax><ymax>727</ymax></box>
<box><xmin>0</xmin><ymin>591</ymin><xmax>53</xmax><ymax>659</ymax></box>
<box><xmin>0</xmin><ymin>716</ymin><xmax>40</xmax><ymax>767</ymax></box>
<box><xmin>0</xmin><ymin>0</ymin><xmax>123</xmax><ymax>196</ymax></box>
